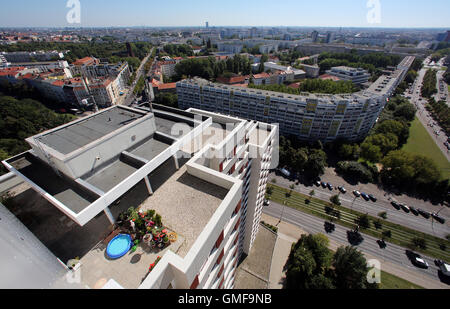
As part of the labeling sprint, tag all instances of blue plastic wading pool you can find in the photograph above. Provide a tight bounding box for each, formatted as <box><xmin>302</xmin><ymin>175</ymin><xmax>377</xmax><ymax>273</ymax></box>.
<box><xmin>106</xmin><ymin>234</ymin><xmax>132</xmax><ymax>259</ymax></box>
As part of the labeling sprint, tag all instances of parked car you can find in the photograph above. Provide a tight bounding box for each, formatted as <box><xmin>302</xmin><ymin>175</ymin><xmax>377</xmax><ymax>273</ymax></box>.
<box><xmin>361</xmin><ymin>192</ymin><xmax>370</xmax><ymax>201</ymax></box>
<box><xmin>315</xmin><ymin>181</ymin><xmax>321</xmax><ymax>187</ymax></box>
<box><xmin>321</xmin><ymin>181</ymin><xmax>327</xmax><ymax>188</ymax></box>
<box><xmin>418</xmin><ymin>208</ymin><xmax>431</xmax><ymax>219</ymax></box>
<box><xmin>368</xmin><ymin>194</ymin><xmax>377</xmax><ymax>202</ymax></box>
<box><xmin>338</xmin><ymin>186</ymin><xmax>347</xmax><ymax>194</ymax></box>
<box><xmin>391</xmin><ymin>201</ymin><xmax>401</xmax><ymax>210</ymax></box>
<box><xmin>431</xmin><ymin>213</ymin><xmax>446</xmax><ymax>224</ymax></box>
<box><xmin>353</xmin><ymin>190</ymin><xmax>361</xmax><ymax>197</ymax></box>
<box><xmin>409</xmin><ymin>207</ymin><xmax>419</xmax><ymax>216</ymax></box>
<box><xmin>400</xmin><ymin>204</ymin><xmax>410</xmax><ymax>213</ymax></box>
<box><xmin>280</xmin><ymin>168</ymin><xmax>291</xmax><ymax>178</ymax></box>
<box><xmin>327</xmin><ymin>183</ymin><xmax>334</xmax><ymax>190</ymax></box>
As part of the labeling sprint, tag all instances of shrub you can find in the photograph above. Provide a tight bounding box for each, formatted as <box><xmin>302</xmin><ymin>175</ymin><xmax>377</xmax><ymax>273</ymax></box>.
<box><xmin>378</xmin><ymin>212</ymin><xmax>387</xmax><ymax>220</ymax></box>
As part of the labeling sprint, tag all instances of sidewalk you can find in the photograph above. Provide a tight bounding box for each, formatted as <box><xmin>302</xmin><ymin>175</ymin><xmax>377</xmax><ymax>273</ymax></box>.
<box><xmin>263</xmin><ymin>213</ymin><xmax>449</xmax><ymax>290</ymax></box>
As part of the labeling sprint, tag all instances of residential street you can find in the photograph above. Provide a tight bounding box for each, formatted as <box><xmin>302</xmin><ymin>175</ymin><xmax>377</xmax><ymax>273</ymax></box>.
<box><xmin>263</xmin><ymin>201</ymin><xmax>450</xmax><ymax>289</ymax></box>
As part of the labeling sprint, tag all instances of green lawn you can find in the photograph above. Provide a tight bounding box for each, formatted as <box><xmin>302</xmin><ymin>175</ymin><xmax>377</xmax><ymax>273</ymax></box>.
<box><xmin>379</xmin><ymin>271</ymin><xmax>424</xmax><ymax>289</ymax></box>
<box><xmin>402</xmin><ymin>117</ymin><xmax>450</xmax><ymax>179</ymax></box>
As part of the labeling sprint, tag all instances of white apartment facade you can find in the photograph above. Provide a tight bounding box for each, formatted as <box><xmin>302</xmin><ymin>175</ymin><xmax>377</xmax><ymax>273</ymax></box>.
<box><xmin>325</xmin><ymin>66</ymin><xmax>371</xmax><ymax>85</ymax></box>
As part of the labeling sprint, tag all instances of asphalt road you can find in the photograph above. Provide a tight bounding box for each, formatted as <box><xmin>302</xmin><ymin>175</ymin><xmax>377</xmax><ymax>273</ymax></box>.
<box><xmin>122</xmin><ymin>49</ymin><xmax>154</xmax><ymax>107</ymax></box>
<box><xmin>270</xmin><ymin>173</ymin><xmax>450</xmax><ymax>239</ymax></box>
<box><xmin>263</xmin><ymin>201</ymin><xmax>450</xmax><ymax>286</ymax></box>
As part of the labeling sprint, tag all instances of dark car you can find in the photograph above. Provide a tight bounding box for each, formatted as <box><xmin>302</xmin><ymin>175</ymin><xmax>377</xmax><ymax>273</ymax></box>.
<box><xmin>431</xmin><ymin>213</ymin><xmax>446</xmax><ymax>224</ymax></box>
<box><xmin>406</xmin><ymin>250</ymin><xmax>429</xmax><ymax>269</ymax></box>
<box><xmin>321</xmin><ymin>182</ymin><xmax>327</xmax><ymax>188</ymax></box>
<box><xmin>361</xmin><ymin>192</ymin><xmax>370</xmax><ymax>201</ymax></box>
<box><xmin>409</xmin><ymin>207</ymin><xmax>419</xmax><ymax>216</ymax></box>
<box><xmin>400</xmin><ymin>204</ymin><xmax>410</xmax><ymax>213</ymax></box>
<box><xmin>391</xmin><ymin>201</ymin><xmax>401</xmax><ymax>210</ymax></box>
<box><xmin>327</xmin><ymin>183</ymin><xmax>334</xmax><ymax>190</ymax></box>
<box><xmin>418</xmin><ymin>208</ymin><xmax>431</xmax><ymax>219</ymax></box>
<box><xmin>368</xmin><ymin>194</ymin><xmax>377</xmax><ymax>202</ymax></box>
<box><xmin>338</xmin><ymin>186</ymin><xmax>347</xmax><ymax>194</ymax></box>
<box><xmin>315</xmin><ymin>181</ymin><xmax>321</xmax><ymax>187</ymax></box>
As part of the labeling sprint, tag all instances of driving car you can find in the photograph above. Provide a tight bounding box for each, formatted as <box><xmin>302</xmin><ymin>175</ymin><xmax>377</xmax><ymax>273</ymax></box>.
<box><xmin>353</xmin><ymin>190</ymin><xmax>361</xmax><ymax>197</ymax></box>
<box><xmin>412</xmin><ymin>256</ymin><xmax>429</xmax><ymax>269</ymax></box>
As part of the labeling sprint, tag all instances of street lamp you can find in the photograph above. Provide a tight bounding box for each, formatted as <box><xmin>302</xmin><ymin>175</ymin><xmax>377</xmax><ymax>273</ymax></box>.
<box><xmin>278</xmin><ymin>201</ymin><xmax>287</xmax><ymax>226</ymax></box>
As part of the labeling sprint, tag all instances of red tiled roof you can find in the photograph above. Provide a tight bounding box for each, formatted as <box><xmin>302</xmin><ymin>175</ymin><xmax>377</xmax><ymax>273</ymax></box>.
<box><xmin>158</xmin><ymin>82</ymin><xmax>177</xmax><ymax>90</ymax></box>
<box><xmin>216</xmin><ymin>75</ymin><xmax>246</xmax><ymax>85</ymax></box>
<box><xmin>73</xmin><ymin>57</ymin><xmax>96</xmax><ymax>66</ymax></box>
<box><xmin>253</xmin><ymin>72</ymin><xmax>270</xmax><ymax>79</ymax></box>
<box><xmin>319</xmin><ymin>74</ymin><xmax>341</xmax><ymax>81</ymax></box>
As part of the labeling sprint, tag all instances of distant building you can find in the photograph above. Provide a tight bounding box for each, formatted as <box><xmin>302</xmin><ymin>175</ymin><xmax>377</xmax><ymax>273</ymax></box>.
<box><xmin>311</xmin><ymin>30</ymin><xmax>319</xmax><ymax>43</ymax></box>
<box><xmin>436</xmin><ymin>31</ymin><xmax>450</xmax><ymax>42</ymax></box>
<box><xmin>326</xmin><ymin>66</ymin><xmax>371</xmax><ymax>84</ymax></box>
<box><xmin>326</xmin><ymin>32</ymin><xmax>335</xmax><ymax>44</ymax></box>
<box><xmin>206</xmin><ymin>22</ymin><xmax>209</xmax><ymax>28</ymax></box>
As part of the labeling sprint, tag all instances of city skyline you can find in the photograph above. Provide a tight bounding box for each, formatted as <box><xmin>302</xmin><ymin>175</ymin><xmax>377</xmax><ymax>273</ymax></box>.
<box><xmin>0</xmin><ymin>0</ymin><xmax>449</xmax><ymax>28</ymax></box>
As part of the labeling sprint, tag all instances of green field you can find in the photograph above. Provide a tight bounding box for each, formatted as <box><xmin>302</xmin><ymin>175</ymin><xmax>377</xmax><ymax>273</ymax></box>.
<box><xmin>379</xmin><ymin>271</ymin><xmax>424</xmax><ymax>289</ymax></box>
<box><xmin>402</xmin><ymin>117</ymin><xmax>450</xmax><ymax>179</ymax></box>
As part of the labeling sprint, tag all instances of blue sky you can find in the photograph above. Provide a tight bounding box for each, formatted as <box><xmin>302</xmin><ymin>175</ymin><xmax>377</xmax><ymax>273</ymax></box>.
<box><xmin>0</xmin><ymin>0</ymin><xmax>449</xmax><ymax>28</ymax></box>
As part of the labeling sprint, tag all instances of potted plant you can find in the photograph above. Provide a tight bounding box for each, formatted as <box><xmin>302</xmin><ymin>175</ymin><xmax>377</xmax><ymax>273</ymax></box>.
<box><xmin>163</xmin><ymin>235</ymin><xmax>169</xmax><ymax>244</ymax></box>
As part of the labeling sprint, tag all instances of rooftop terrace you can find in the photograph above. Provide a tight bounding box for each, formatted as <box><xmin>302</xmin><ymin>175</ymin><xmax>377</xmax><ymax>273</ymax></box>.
<box><xmin>140</xmin><ymin>164</ymin><xmax>229</xmax><ymax>258</ymax></box>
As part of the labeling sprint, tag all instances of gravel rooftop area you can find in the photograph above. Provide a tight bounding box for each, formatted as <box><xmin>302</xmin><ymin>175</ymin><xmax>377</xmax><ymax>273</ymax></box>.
<box><xmin>140</xmin><ymin>165</ymin><xmax>228</xmax><ymax>257</ymax></box>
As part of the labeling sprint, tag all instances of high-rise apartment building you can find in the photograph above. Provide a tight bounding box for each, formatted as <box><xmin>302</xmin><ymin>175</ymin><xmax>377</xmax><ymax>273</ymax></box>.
<box><xmin>1</xmin><ymin>104</ymin><xmax>278</xmax><ymax>289</ymax></box>
<box><xmin>176</xmin><ymin>56</ymin><xmax>414</xmax><ymax>143</ymax></box>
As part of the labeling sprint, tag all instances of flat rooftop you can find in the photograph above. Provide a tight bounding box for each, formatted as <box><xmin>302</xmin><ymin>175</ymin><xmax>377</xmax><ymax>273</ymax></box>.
<box><xmin>36</xmin><ymin>107</ymin><xmax>145</xmax><ymax>155</ymax></box>
<box><xmin>8</xmin><ymin>153</ymin><xmax>97</xmax><ymax>214</ymax></box>
<box><xmin>249</xmin><ymin>127</ymin><xmax>272</xmax><ymax>147</ymax></box>
<box><xmin>181</xmin><ymin>122</ymin><xmax>232</xmax><ymax>154</ymax></box>
<box><xmin>140</xmin><ymin>165</ymin><xmax>229</xmax><ymax>258</ymax></box>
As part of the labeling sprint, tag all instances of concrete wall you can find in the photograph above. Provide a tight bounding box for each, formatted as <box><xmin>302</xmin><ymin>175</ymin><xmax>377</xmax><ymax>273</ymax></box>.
<box><xmin>0</xmin><ymin>203</ymin><xmax>81</xmax><ymax>289</ymax></box>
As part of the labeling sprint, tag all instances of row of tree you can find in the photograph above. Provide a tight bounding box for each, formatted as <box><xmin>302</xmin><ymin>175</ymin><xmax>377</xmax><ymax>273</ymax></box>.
<box><xmin>161</xmin><ymin>44</ymin><xmax>194</xmax><ymax>58</ymax></box>
<box><xmin>173</xmin><ymin>55</ymin><xmax>253</xmax><ymax>81</ymax></box>
<box><xmin>0</xmin><ymin>41</ymin><xmax>152</xmax><ymax>66</ymax></box>
<box><xmin>286</xmin><ymin>234</ymin><xmax>377</xmax><ymax>289</ymax></box>
<box><xmin>279</xmin><ymin>136</ymin><xmax>327</xmax><ymax>180</ymax></box>
<box><xmin>421</xmin><ymin>69</ymin><xmax>438</xmax><ymax>98</ymax></box>
<box><xmin>425</xmin><ymin>98</ymin><xmax>450</xmax><ymax>137</ymax></box>
<box><xmin>248</xmin><ymin>79</ymin><xmax>358</xmax><ymax>95</ymax></box>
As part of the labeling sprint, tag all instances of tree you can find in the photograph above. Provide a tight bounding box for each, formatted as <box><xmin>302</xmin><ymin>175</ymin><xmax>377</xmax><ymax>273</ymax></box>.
<box><xmin>333</xmin><ymin>246</ymin><xmax>377</xmax><ymax>289</ymax></box>
<box><xmin>360</xmin><ymin>142</ymin><xmax>382</xmax><ymax>163</ymax></box>
<box><xmin>330</xmin><ymin>195</ymin><xmax>341</xmax><ymax>206</ymax></box>
<box><xmin>286</xmin><ymin>234</ymin><xmax>334</xmax><ymax>289</ymax></box>
<box><xmin>375</xmin><ymin>120</ymin><xmax>410</xmax><ymax>146</ymax></box>
<box><xmin>357</xmin><ymin>214</ymin><xmax>371</xmax><ymax>229</ymax></box>
<box><xmin>411</xmin><ymin>237</ymin><xmax>427</xmax><ymax>250</ymax></box>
